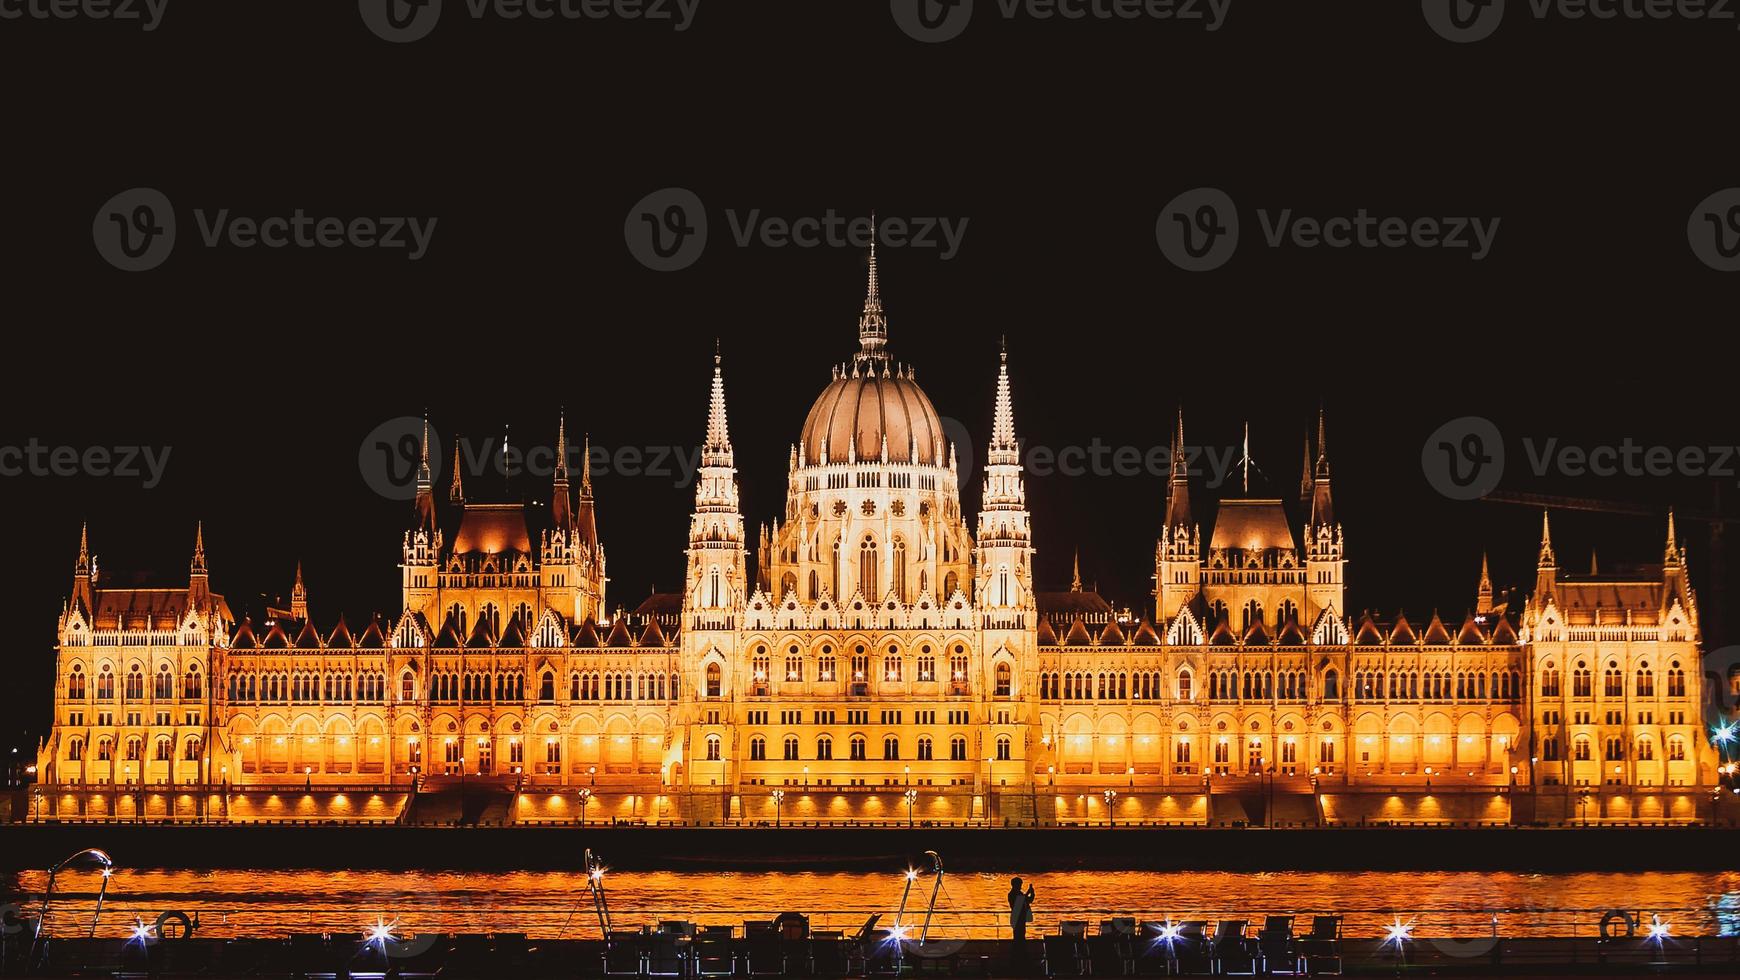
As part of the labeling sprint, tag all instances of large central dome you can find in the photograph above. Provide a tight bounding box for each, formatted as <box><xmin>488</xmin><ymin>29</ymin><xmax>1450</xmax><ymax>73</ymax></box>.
<box><xmin>801</xmin><ymin>363</ymin><xmax>945</xmax><ymax>466</ymax></box>
<box><xmin>798</xmin><ymin>246</ymin><xmax>946</xmax><ymax>467</ymax></box>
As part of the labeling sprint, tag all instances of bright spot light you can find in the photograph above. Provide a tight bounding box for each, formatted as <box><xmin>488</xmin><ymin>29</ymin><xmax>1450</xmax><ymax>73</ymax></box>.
<box><xmin>590</xmin><ymin>866</ymin><xmax>606</xmax><ymax>883</ymax></box>
<box><xmin>887</xmin><ymin>925</ymin><xmax>909</xmax><ymax>942</ymax></box>
<box><xmin>1158</xmin><ymin>922</ymin><xmax>1181</xmax><ymax>942</ymax></box>
<box><xmin>905</xmin><ymin>869</ymin><xmax>919</xmax><ymax>881</ymax></box>
<box><xmin>367</xmin><ymin>919</ymin><xmax>397</xmax><ymax>945</ymax></box>
<box><xmin>1648</xmin><ymin>916</ymin><xmax>1671</xmax><ymax>941</ymax></box>
<box><xmin>128</xmin><ymin>919</ymin><xmax>154</xmax><ymax>943</ymax></box>
<box><xmin>1715</xmin><ymin>724</ymin><xmax>1737</xmax><ymax>746</ymax></box>
<box><xmin>1383</xmin><ymin>918</ymin><xmax>1414</xmax><ymax>946</ymax></box>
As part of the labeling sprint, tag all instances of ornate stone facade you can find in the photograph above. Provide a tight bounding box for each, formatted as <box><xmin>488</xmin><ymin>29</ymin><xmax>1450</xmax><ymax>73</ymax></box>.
<box><xmin>34</xmin><ymin>253</ymin><xmax>1733</xmax><ymax>824</ymax></box>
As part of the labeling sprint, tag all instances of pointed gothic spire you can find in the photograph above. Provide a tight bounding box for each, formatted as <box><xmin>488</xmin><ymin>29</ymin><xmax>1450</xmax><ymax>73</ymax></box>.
<box><xmin>1299</xmin><ymin>431</ymin><xmax>1314</xmax><ymax>509</ymax></box>
<box><xmin>1664</xmin><ymin>508</ymin><xmax>1681</xmax><ymax>564</ymax></box>
<box><xmin>191</xmin><ymin>521</ymin><xmax>207</xmax><ymax>576</ymax></box>
<box><xmin>413</xmin><ymin>414</ymin><xmax>437</xmax><ymax>531</ymax></box>
<box><xmin>988</xmin><ymin>342</ymin><xmax>1018</xmax><ymax>465</ymax></box>
<box><xmin>1538</xmin><ymin>510</ymin><xmax>1556</xmax><ymax>567</ymax></box>
<box><xmin>1309</xmin><ymin>408</ymin><xmax>1335</xmax><ymax>529</ymax></box>
<box><xmin>71</xmin><ymin>522</ymin><xmax>95</xmax><ymax>613</ymax></box>
<box><xmin>1589</xmin><ymin>549</ymin><xmax>1599</xmax><ymax>576</ymax></box>
<box><xmin>856</xmin><ymin>226</ymin><xmax>889</xmax><ymax>365</ymax></box>
<box><xmin>1164</xmin><ymin>407</ymin><xmax>1193</xmax><ymax>531</ymax></box>
<box><xmin>704</xmin><ymin>346</ymin><xmax>733</xmax><ymax>465</ymax></box>
<box><xmin>1476</xmin><ymin>552</ymin><xmax>1494</xmax><ymax>612</ymax></box>
<box><xmin>1314</xmin><ymin>404</ymin><xmax>1330</xmax><ymax>480</ymax></box>
<box><xmin>575</xmin><ymin>432</ymin><xmax>600</xmax><ymax>553</ymax></box>
<box><xmin>291</xmin><ymin>561</ymin><xmax>308</xmax><ymax>620</ymax></box>
<box><xmin>551</xmin><ymin>412</ymin><xmax>573</xmax><ymax>531</ymax></box>
<box><xmin>554</xmin><ymin>412</ymin><xmax>570</xmax><ymax>485</ymax></box>
<box><xmin>1071</xmin><ymin>551</ymin><xmax>1083</xmax><ymax>592</ymax></box>
<box><xmin>77</xmin><ymin>521</ymin><xmax>90</xmax><ymax>570</ymax></box>
<box><xmin>449</xmin><ymin>442</ymin><xmax>465</xmax><ymax>505</ymax></box>
<box><xmin>580</xmin><ymin>433</ymin><xmax>594</xmax><ymax>499</ymax></box>
<box><xmin>417</xmin><ymin>413</ymin><xmax>432</xmax><ymax>486</ymax></box>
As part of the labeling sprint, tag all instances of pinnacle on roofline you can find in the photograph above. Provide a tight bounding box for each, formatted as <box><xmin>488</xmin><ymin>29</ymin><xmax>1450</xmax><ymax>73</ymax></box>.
<box><xmin>417</xmin><ymin>413</ymin><xmax>432</xmax><ymax>486</ymax></box>
<box><xmin>554</xmin><ymin>411</ymin><xmax>569</xmax><ymax>485</ymax></box>
<box><xmin>1538</xmin><ymin>509</ymin><xmax>1556</xmax><ymax>567</ymax></box>
<box><xmin>191</xmin><ymin>521</ymin><xmax>207</xmax><ymax>575</ymax></box>
<box><xmin>581</xmin><ymin>433</ymin><xmax>594</xmax><ymax>498</ymax></box>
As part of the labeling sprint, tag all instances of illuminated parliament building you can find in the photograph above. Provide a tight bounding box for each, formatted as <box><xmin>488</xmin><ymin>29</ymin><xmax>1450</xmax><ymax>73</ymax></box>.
<box><xmin>34</xmin><ymin>252</ymin><xmax>1736</xmax><ymax>826</ymax></box>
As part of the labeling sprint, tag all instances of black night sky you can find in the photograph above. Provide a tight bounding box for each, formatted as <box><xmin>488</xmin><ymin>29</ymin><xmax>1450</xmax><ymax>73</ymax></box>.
<box><xmin>3</xmin><ymin>1</ymin><xmax>1736</xmax><ymax>761</ymax></box>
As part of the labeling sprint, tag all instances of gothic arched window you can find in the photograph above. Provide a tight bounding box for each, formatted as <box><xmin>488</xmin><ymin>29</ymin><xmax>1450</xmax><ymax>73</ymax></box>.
<box><xmin>891</xmin><ymin>537</ymin><xmax>907</xmax><ymax>602</ymax></box>
<box><xmin>860</xmin><ymin>535</ymin><xmax>879</xmax><ymax>600</ymax></box>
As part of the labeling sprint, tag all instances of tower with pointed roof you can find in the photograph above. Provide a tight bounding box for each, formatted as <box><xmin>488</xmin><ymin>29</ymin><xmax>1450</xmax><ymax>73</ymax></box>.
<box><xmin>539</xmin><ymin>415</ymin><xmax>608</xmax><ymax>624</ymax></box>
<box><xmin>189</xmin><ymin>522</ymin><xmax>210</xmax><ymax>608</ymax></box>
<box><xmin>290</xmin><ymin>562</ymin><xmax>309</xmax><ymax>621</ymax></box>
<box><xmin>1155</xmin><ymin>409</ymin><xmax>1202</xmax><ymax>622</ymax></box>
<box><xmin>1303</xmin><ymin>408</ymin><xmax>1345</xmax><ymax>625</ymax></box>
<box><xmin>679</xmin><ymin>349</ymin><xmax>748</xmax><ymax>789</ymax></box>
<box><xmin>402</xmin><ymin>418</ymin><xmax>443</xmax><ymax>613</ymax></box>
<box><xmin>975</xmin><ymin>345</ymin><xmax>1038</xmax><ymax>767</ymax></box>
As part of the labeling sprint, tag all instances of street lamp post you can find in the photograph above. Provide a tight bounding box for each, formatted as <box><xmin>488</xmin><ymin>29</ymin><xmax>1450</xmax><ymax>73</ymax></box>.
<box><xmin>904</xmin><ymin>787</ymin><xmax>917</xmax><ymax>827</ymax></box>
<box><xmin>1103</xmin><ymin>789</ymin><xmax>1117</xmax><ymax>827</ymax></box>
<box><xmin>772</xmin><ymin>788</ymin><xmax>785</xmax><ymax>827</ymax></box>
<box><xmin>579</xmin><ymin>786</ymin><xmax>592</xmax><ymax>826</ymax></box>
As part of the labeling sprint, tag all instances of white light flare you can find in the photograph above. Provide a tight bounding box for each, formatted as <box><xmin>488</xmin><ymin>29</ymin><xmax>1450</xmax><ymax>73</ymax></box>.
<box><xmin>1383</xmin><ymin>918</ymin><xmax>1414</xmax><ymax>947</ymax></box>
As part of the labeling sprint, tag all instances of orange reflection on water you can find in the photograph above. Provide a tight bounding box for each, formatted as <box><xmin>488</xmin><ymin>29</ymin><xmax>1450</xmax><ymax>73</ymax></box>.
<box><xmin>6</xmin><ymin>869</ymin><xmax>1737</xmax><ymax>940</ymax></box>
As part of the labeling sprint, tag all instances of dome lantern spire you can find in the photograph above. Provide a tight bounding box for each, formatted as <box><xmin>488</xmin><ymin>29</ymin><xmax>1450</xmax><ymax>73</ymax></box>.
<box><xmin>856</xmin><ymin>220</ymin><xmax>889</xmax><ymax>366</ymax></box>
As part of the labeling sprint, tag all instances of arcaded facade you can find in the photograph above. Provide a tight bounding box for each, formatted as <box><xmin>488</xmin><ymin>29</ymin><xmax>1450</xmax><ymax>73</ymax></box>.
<box><xmin>34</xmin><ymin>252</ymin><xmax>1736</xmax><ymax>824</ymax></box>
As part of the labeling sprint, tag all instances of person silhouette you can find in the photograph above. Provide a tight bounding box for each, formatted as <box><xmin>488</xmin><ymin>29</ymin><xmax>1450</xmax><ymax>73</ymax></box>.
<box><xmin>1008</xmin><ymin>876</ymin><xmax>1036</xmax><ymax>963</ymax></box>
